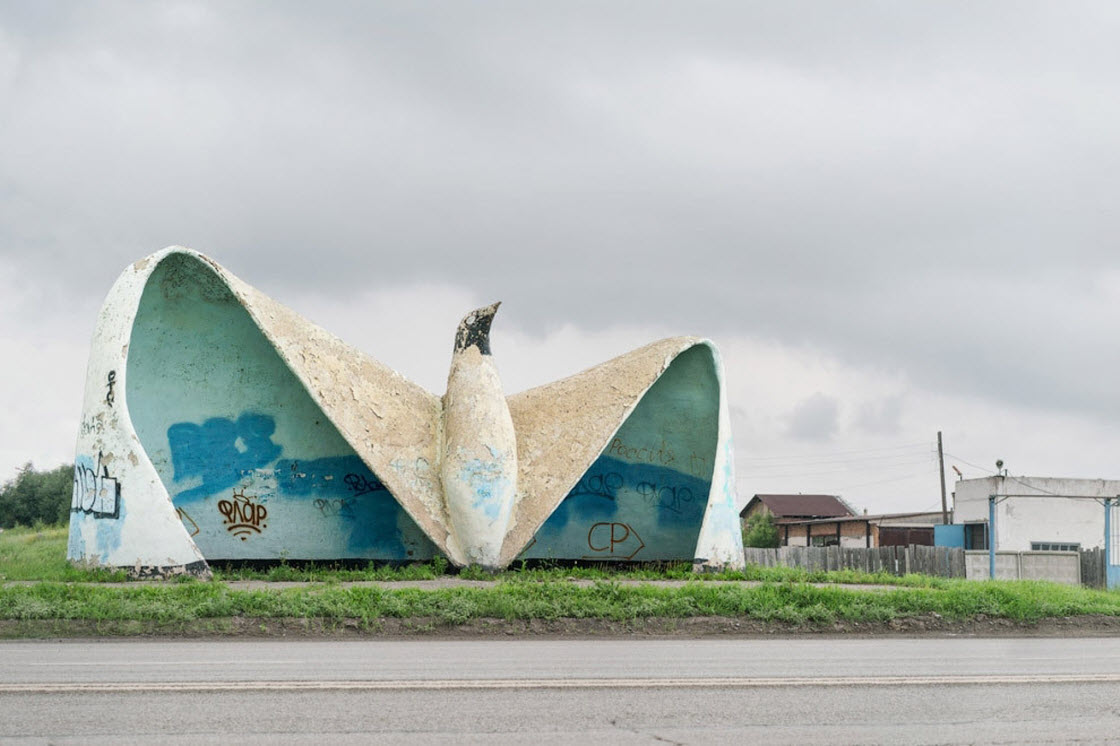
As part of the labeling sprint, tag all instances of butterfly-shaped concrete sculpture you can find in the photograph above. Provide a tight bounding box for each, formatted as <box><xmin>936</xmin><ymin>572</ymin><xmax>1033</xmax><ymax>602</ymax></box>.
<box><xmin>69</xmin><ymin>248</ymin><xmax>745</xmax><ymax>577</ymax></box>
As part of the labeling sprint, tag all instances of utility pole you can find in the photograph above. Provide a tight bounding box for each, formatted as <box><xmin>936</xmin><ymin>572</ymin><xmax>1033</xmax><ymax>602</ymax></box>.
<box><xmin>937</xmin><ymin>431</ymin><xmax>949</xmax><ymax>524</ymax></box>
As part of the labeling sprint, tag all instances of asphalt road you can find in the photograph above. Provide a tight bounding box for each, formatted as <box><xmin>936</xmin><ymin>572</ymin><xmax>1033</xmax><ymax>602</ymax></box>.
<box><xmin>2</xmin><ymin>637</ymin><xmax>1120</xmax><ymax>744</ymax></box>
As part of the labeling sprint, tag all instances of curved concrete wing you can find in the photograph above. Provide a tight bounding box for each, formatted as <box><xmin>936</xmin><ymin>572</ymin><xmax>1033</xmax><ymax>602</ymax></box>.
<box><xmin>70</xmin><ymin>251</ymin><xmax>211</xmax><ymax>577</ymax></box>
<box><xmin>214</xmin><ymin>258</ymin><xmax>454</xmax><ymax>560</ymax></box>
<box><xmin>70</xmin><ymin>247</ymin><xmax>452</xmax><ymax>576</ymax></box>
<box><xmin>502</xmin><ymin>340</ymin><xmax>745</xmax><ymax>569</ymax></box>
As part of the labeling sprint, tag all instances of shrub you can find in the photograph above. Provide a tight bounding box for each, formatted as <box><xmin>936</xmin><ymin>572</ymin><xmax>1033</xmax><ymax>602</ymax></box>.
<box><xmin>742</xmin><ymin>511</ymin><xmax>780</xmax><ymax>548</ymax></box>
<box><xmin>0</xmin><ymin>463</ymin><xmax>73</xmax><ymax>529</ymax></box>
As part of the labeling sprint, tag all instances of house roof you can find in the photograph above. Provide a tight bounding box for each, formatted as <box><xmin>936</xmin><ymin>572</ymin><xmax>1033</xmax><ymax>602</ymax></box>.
<box><xmin>774</xmin><ymin>511</ymin><xmax>946</xmax><ymax>527</ymax></box>
<box><xmin>741</xmin><ymin>494</ymin><xmax>854</xmax><ymax>519</ymax></box>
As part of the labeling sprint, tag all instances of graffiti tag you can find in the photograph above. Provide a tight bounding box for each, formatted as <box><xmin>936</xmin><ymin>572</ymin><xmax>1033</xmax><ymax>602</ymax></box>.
<box><xmin>218</xmin><ymin>489</ymin><xmax>268</xmax><ymax>540</ymax></box>
<box><xmin>175</xmin><ymin>507</ymin><xmax>200</xmax><ymax>537</ymax></box>
<box><xmin>687</xmin><ymin>452</ymin><xmax>712</xmax><ymax>479</ymax></box>
<box><xmin>636</xmin><ymin>482</ymin><xmax>694</xmax><ymax>514</ymax></box>
<box><xmin>607</xmin><ymin>437</ymin><xmax>676</xmax><ymax>466</ymax></box>
<box><xmin>568</xmin><ymin>471</ymin><xmax>623</xmax><ymax>501</ymax></box>
<box><xmin>71</xmin><ymin>452</ymin><xmax>121</xmax><ymax>519</ymax></box>
<box><xmin>314</xmin><ymin>497</ymin><xmax>355</xmax><ymax>519</ymax></box>
<box><xmin>79</xmin><ymin>417</ymin><xmax>103</xmax><ymax>436</ymax></box>
<box><xmin>585</xmin><ymin>522</ymin><xmax>645</xmax><ymax>560</ymax></box>
<box><xmin>344</xmin><ymin>472</ymin><xmax>385</xmax><ymax>496</ymax></box>
<box><xmin>105</xmin><ymin>371</ymin><xmax>116</xmax><ymax>408</ymax></box>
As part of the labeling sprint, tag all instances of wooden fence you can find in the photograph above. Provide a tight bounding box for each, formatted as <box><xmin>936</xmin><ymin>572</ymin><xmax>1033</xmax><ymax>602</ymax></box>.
<box><xmin>1080</xmin><ymin>547</ymin><xmax>1106</xmax><ymax>588</ymax></box>
<box><xmin>743</xmin><ymin>545</ymin><xmax>967</xmax><ymax>578</ymax></box>
<box><xmin>743</xmin><ymin>545</ymin><xmax>1112</xmax><ymax>587</ymax></box>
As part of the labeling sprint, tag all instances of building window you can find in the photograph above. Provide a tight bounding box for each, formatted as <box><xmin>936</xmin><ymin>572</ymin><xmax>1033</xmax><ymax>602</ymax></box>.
<box><xmin>810</xmin><ymin>535</ymin><xmax>839</xmax><ymax>547</ymax></box>
<box><xmin>964</xmin><ymin>523</ymin><xmax>988</xmax><ymax>550</ymax></box>
<box><xmin>1030</xmin><ymin>541</ymin><xmax>1080</xmax><ymax>552</ymax></box>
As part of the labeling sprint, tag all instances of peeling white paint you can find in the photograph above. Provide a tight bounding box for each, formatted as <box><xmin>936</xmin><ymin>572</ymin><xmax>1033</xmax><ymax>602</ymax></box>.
<box><xmin>442</xmin><ymin>338</ymin><xmax>518</xmax><ymax>569</ymax></box>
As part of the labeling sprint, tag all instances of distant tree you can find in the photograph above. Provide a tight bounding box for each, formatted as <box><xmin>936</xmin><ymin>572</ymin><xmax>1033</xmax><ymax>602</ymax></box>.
<box><xmin>0</xmin><ymin>462</ymin><xmax>73</xmax><ymax>528</ymax></box>
<box><xmin>742</xmin><ymin>511</ymin><xmax>780</xmax><ymax>548</ymax></box>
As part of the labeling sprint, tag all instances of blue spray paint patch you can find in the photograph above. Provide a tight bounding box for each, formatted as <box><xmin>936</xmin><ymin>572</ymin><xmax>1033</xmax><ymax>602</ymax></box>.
<box><xmin>276</xmin><ymin>455</ymin><xmax>432</xmax><ymax>556</ymax></box>
<box><xmin>590</xmin><ymin>456</ymin><xmax>710</xmax><ymax>526</ymax></box>
<box><xmin>689</xmin><ymin>439</ymin><xmax>743</xmax><ymax>564</ymax></box>
<box><xmin>527</xmin><ymin>455</ymin><xmax>712</xmax><ymax>560</ymax></box>
<box><xmin>539</xmin><ymin>491</ymin><xmax>619</xmax><ymax>532</ymax></box>
<box><xmin>704</xmin><ymin>440</ymin><xmax>742</xmax><ymax>545</ymax></box>
<box><xmin>540</xmin><ymin>465</ymin><xmax>623</xmax><ymax>532</ymax></box>
<box><xmin>67</xmin><ymin>515</ymin><xmax>86</xmax><ymax>560</ymax></box>
<box><xmin>458</xmin><ymin>458</ymin><xmax>512</xmax><ymax>521</ymax></box>
<box><xmin>340</xmin><ymin>492</ymin><xmax>412</xmax><ymax>555</ymax></box>
<box><xmin>275</xmin><ymin>455</ymin><xmax>385</xmax><ymax>499</ymax></box>
<box><xmin>167</xmin><ymin>412</ymin><xmax>282</xmax><ymax>500</ymax></box>
<box><xmin>94</xmin><ymin>499</ymin><xmax>126</xmax><ymax>563</ymax></box>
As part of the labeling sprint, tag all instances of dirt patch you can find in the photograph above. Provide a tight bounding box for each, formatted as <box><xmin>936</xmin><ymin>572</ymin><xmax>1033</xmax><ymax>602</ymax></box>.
<box><xmin>5</xmin><ymin>614</ymin><xmax>1120</xmax><ymax>640</ymax></box>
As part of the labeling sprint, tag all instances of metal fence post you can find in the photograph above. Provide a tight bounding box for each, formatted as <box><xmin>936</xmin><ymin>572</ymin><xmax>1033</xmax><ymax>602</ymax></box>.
<box><xmin>1106</xmin><ymin>498</ymin><xmax>1112</xmax><ymax>589</ymax></box>
<box><xmin>988</xmin><ymin>495</ymin><xmax>996</xmax><ymax>580</ymax></box>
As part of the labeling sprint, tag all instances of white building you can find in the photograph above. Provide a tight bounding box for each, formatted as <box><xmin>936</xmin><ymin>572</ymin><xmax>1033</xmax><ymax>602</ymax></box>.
<box><xmin>953</xmin><ymin>475</ymin><xmax>1120</xmax><ymax>552</ymax></box>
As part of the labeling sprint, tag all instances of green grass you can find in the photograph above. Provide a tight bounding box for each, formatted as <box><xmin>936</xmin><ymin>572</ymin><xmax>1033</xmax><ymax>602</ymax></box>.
<box><xmin>210</xmin><ymin>557</ymin><xmax>450</xmax><ymax>583</ymax></box>
<box><xmin>0</xmin><ymin>526</ymin><xmax>126</xmax><ymax>582</ymax></box>
<box><xmin>210</xmin><ymin>558</ymin><xmax>948</xmax><ymax>589</ymax></box>
<box><xmin>4</xmin><ymin>526</ymin><xmax>1115</xmax><ymax>631</ymax></box>
<box><xmin>1</xmin><ymin>578</ymin><xmax>1118</xmax><ymax>628</ymax></box>
<box><xmin>0</xmin><ymin>524</ymin><xmax>954</xmax><ymax>589</ymax></box>
<box><xmin>5</xmin><ymin>526</ymin><xmax>1118</xmax><ymax>634</ymax></box>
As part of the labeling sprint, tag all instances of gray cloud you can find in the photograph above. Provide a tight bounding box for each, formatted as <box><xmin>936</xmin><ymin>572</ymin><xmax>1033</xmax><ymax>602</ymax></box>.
<box><xmin>2</xmin><ymin>1</ymin><xmax>1120</xmax><ymax>442</ymax></box>
<box><xmin>787</xmin><ymin>393</ymin><xmax>840</xmax><ymax>442</ymax></box>
<box><xmin>857</xmin><ymin>396</ymin><xmax>904</xmax><ymax>436</ymax></box>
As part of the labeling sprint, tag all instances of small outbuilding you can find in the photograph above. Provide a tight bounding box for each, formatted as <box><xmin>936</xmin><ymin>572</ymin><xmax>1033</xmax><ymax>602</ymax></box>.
<box><xmin>774</xmin><ymin>511</ymin><xmax>945</xmax><ymax>548</ymax></box>
<box><xmin>740</xmin><ymin>494</ymin><xmax>855</xmax><ymax>523</ymax></box>
<box><xmin>740</xmin><ymin>494</ymin><xmax>852</xmax><ymax>546</ymax></box>
<box><xmin>941</xmin><ymin>475</ymin><xmax>1120</xmax><ymax>552</ymax></box>
<box><xmin>740</xmin><ymin>495</ymin><xmax>944</xmax><ymax>548</ymax></box>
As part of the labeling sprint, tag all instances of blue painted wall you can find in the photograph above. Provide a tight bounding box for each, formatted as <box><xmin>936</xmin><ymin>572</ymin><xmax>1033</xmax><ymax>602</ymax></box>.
<box><xmin>522</xmin><ymin>345</ymin><xmax>719</xmax><ymax>562</ymax></box>
<box><xmin>126</xmin><ymin>254</ymin><xmax>436</xmax><ymax>561</ymax></box>
<box><xmin>934</xmin><ymin>524</ymin><xmax>965</xmax><ymax>548</ymax></box>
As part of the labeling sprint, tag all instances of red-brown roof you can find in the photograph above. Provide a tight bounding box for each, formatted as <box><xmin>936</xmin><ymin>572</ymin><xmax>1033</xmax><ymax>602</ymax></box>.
<box><xmin>741</xmin><ymin>494</ymin><xmax>854</xmax><ymax>519</ymax></box>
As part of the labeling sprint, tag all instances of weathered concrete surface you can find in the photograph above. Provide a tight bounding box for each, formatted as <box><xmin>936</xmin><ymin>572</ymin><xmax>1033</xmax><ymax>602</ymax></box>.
<box><xmin>503</xmin><ymin>340</ymin><xmax>744</xmax><ymax>569</ymax></box>
<box><xmin>441</xmin><ymin>305</ymin><xmax>519</xmax><ymax>568</ymax></box>
<box><xmin>70</xmin><ymin>247</ymin><xmax>745</xmax><ymax>573</ymax></box>
<box><xmin>223</xmin><ymin>263</ymin><xmax>454</xmax><ymax>562</ymax></box>
<box><xmin>70</xmin><ymin>254</ymin><xmax>212</xmax><ymax>578</ymax></box>
<box><xmin>503</xmin><ymin>338</ymin><xmax>701</xmax><ymax>566</ymax></box>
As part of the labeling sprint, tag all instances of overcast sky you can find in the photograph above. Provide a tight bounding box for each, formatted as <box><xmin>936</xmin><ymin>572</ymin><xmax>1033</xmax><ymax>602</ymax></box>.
<box><xmin>3</xmin><ymin>2</ymin><xmax>1119</xmax><ymax>514</ymax></box>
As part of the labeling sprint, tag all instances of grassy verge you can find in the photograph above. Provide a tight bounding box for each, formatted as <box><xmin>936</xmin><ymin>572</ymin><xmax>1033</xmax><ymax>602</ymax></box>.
<box><xmin>5</xmin><ymin>526</ymin><xmax>1119</xmax><ymax>637</ymax></box>
<box><xmin>1</xmin><ymin>578</ymin><xmax>1118</xmax><ymax>630</ymax></box>
<box><xmin>0</xmin><ymin>524</ymin><xmax>949</xmax><ymax>588</ymax></box>
<box><xmin>0</xmin><ymin>526</ymin><xmax>126</xmax><ymax>582</ymax></box>
<box><xmin>210</xmin><ymin>560</ymin><xmax>949</xmax><ymax>588</ymax></box>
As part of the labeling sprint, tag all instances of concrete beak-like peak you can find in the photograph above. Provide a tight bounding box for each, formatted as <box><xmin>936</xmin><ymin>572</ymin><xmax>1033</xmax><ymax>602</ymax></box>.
<box><xmin>454</xmin><ymin>302</ymin><xmax>501</xmax><ymax>355</ymax></box>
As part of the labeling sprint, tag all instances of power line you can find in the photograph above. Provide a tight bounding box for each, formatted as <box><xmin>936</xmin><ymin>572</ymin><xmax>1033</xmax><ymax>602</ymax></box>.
<box><xmin>743</xmin><ymin>456</ymin><xmax>937</xmax><ymax>480</ymax></box>
<box><xmin>745</xmin><ymin>453</ymin><xmax>936</xmax><ymax>472</ymax></box>
<box><xmin>937</xmin><ymin>455</ymin><xmax>1103</xmax><ymax>498</ymax></box>
<box><xmin>830</xmin><ymin>471</ymin><xmax>934</xmax><ymax>492</ymax></box>
<box><xmin>739</xmin><ymin>457</ymin><xmax>936</xmax><ymax>484</ymax></box>
<box><xmin>735</xmin><ymin>441</ymin><xmax>942</xmax><ymax>497</ymax></box>
<box><xmin>741</xmin><ymin>449</ymin><xmax>935</xmax><ymax>469</ymax></box>
<box><xmin>1003</xmin><ymin>475</ymin><xmax>1082</xmax><ymax>498</ymax></box>
<box><xmin>941</xmin><ymin>452</ymin><xmax>997</xmax><ymax>476</ymax></box>
<box><xmin>740</xmin><ymin>441</ymin><xmax>933</xmax><ymax>462</ymax></box>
